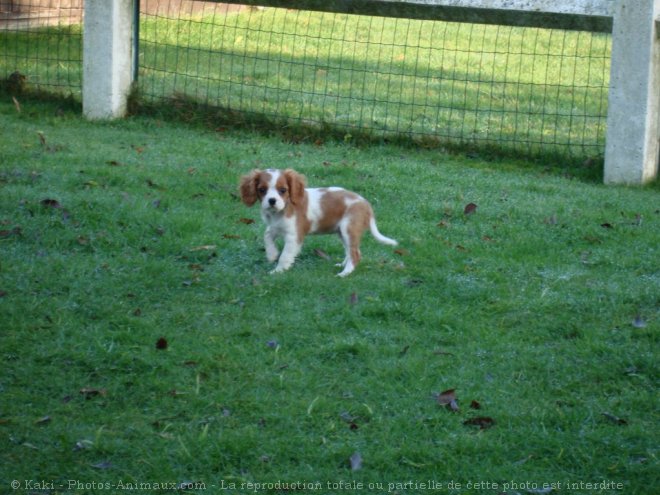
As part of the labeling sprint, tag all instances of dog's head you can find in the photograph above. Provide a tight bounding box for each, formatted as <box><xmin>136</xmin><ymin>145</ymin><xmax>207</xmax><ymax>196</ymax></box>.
<box><xmin>239</xmin><ymin>169</ymin><xmax>306</xmax><ymax>212</ymax></box>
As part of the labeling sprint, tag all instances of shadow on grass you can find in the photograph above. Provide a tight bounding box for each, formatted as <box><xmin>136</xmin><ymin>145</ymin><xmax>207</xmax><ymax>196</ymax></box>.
<box><xmin>131</xmin><ymin>90</ymin><xmax>606</xmax><ymax>183</ymax></box>
<box><xmin>1</xmin><ymin>82</ymin><xmax>608</xmax><ymax>184</ymax></box>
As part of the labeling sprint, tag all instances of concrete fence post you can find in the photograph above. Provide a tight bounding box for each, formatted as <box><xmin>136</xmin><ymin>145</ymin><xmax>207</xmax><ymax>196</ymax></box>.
<box><xmin>82</xmin><ymin>0</ymin><xmax>135</xmax><ymax>119</ymax></box>
<box><xmin>604</xmin><ymin>0</ymin><xmax>660</xmax><ymax>184</ymax></box>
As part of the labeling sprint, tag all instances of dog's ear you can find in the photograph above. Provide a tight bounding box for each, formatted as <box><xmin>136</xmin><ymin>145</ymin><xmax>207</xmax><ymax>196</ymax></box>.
<box><xmin>283</xmin><ymin>169</ymin><xmax>306</xmax><ymax>205</ymax></box>
<box><xmin>239</xmin><ymin>170</ymin><xmax>261</xmax><ymax>206</ymax></box>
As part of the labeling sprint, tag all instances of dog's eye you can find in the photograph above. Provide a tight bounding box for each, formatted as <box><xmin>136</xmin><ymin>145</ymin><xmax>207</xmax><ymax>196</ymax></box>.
<box><xmin>278</xmin><ymin>187</ymin><xmax>287</xmax><ymax>194</ymax></box>
<box><xmin>258</xmin><ymin>187</ymin><xmax>267</xmax><ymax>195</ymax></box>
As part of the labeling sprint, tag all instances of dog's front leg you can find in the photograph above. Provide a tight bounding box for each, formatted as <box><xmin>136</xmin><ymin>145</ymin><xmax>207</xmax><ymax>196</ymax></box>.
<box><xmin>271</xmin><ymin>233</ymin><xmax>301</xmax><ymax>274</ymax></box>
<box><xmin>264</xmin><ymin>227</ymin><xmax>279</xmax><ymax>262</ymax></box>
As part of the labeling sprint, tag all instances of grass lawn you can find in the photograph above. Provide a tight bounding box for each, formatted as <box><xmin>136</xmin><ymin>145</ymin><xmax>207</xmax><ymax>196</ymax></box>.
<box><xmin>0</xmin><ymin>96</ymin><xmax>658</xmax><ymax>494</ymax></box>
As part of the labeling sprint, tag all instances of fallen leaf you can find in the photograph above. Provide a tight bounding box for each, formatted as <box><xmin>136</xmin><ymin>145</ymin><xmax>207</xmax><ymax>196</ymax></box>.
<box><xmin>470</xmin><ymin>400</ymin><xmax>481</xmax><ymax>410</ymax></box>
<box><xmin>41</xmin><ymin>198</ymin><xmax>62</xmax><ymax>209</ymax></box>
<box><xmin>600</xmin><ymin>222</ymin><xmax>613</xmax><ymax>229</ymax></box>
<box><xmin>349</xmin><ymin>292</ymin><xmax>358</xmax><ymax>305</ymax></box>
<box><xmin>602</xmin><ymin>412</ymin><xmax>627</xmax><ymax>425</ymax></box>
<box><xmin>73</xmin><ymin>440</ymin><xmax>93</xmax><ymax>451</ymax></box>
<box><xmin>394</xmin><ymin>248</ymin><xmax>409</xmax><ymax>256</ymax></box>
<box><xmin>350</xmin><ymin>452</ymin><xmax>363</xmax><ymax>471</ymax></box>
<box><xmin>79</xmin><ymin>388</ymin><xmax>107</xmax><ymax>399</ymax></box>
<box><xmin>12</xmin><ymin>96</ymin><xmax>21</xmax><ymax>113</ymax></box>
<box><xmin>37</xmin><ymin>131</ymin><xmax>46</xmax><ymax>147</ymax></box>
<box><xmin>544</xmin><ymin>214</ymin><xmax>558</xmax><ymax>225</ymax></box>
<box><xmin>35</xmin><ymin>415</ymin><xmax>51</xmax><ymax>425</ymax></box>
<box><xmin>437</xmin><ymin>388</ymin><xmax>459</xmax><ymax>412</ymax></box>
<box><xmin>190</xmin><ymin>245</ymin><xmax>217</xmax><ymax>251</ymax></box>
<box><xmin>314</xmin><ymin>248</ymin><xmax>331</xmax><ymax>261</ymax></box>
<box><xmin>0</xmin><ymin>227</ymin><xmax>21</xmax><ymax>238</ymax></box>
<box><xmin>464</xmin><ymin>203</ymin><xmax>478</xmax><ymax>215</ymax></box>
<box><xmin>239</xmin><ymin>217</ymin><xmax>255</xmax><ymax>224</ymax></box>
<box><xmin>632</xmin><ymin>315</ymin><xmax>647</xmax><ymax>329</ymax></box>
<box><xmin>463</xmin><ymin>416</ymin><xmax>495</xmax><ymax>429</ymax></box>
<box><xmin>156</xmin><ymin>337</ymin><xmax>168</xmax><ymax>350</ymax></box>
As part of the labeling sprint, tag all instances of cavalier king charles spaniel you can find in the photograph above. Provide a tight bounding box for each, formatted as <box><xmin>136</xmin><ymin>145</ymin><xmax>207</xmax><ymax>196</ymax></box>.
<box><xmin>239</xmin><ymin>168</ymin><xmax>397</xmax><ymax>277</ymax></box>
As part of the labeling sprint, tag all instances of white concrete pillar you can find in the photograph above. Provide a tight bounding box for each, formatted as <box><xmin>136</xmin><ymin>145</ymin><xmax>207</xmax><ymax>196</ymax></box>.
<box><xmin>83</xmin><ymin>0</ymin><xmax>135</xmax><ymax>120</ymax></box>
<box><xmin>604</xmin><ymin>0</ymin><xmax>660</xmax><ymax>184</ymax></box>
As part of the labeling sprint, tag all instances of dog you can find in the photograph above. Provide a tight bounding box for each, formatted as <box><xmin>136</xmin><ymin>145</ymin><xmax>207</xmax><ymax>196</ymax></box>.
<box><xmin>239</xmin><ymin>168</ymin><xmax>397</xmax><ymax>277</ymax></box>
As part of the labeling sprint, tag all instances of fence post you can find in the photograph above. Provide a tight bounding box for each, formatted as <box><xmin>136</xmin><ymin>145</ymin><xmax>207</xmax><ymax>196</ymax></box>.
<box><xmin>604</xmin><ymin>0</ymin><xmax>660</xmax><ymax>184</ymax></box>
<box><xmin>82</xmin><ymin>0</ymin><xmax>135</xmax><ymax>119</ymax></box>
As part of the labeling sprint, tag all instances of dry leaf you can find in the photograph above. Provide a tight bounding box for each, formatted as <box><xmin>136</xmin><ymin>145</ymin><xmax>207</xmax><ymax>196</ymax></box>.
<box><xmin>350</xmin><ymin>452</ymin><xmax>363</xmax><ymax>471</ymax></box>
<box><xmin>464</xmin><ymin>203</ymin><xmax>478</xmax><ymax>215</ymax></box>
<box><xmin>41</xmin><ymin>198</ymin><xmax>62</xmax><ymax>209</ymax></box>
<box><xmin>463</xmin><ymin>416</ymin><xmax>495</xmax><ymax>429</ymax></box>
<box><xmin>35</xmin><ymin>416</ymin><xmax>52</xmax><ymax>425</ymax></box>
<box><xmin>314</xmin><ymin>248</ymin><xmax>331</xmax><ymax>261</ymax></box>
<box><xmin>80</xmin><ymin>388</ymin><xmax>107</xmax><ymax>399</ymax></box>
<box><xmin>437</xmin><ymin>388</ymin><xmax>459</xmax><ymax>412</ymax></box>
<box><xmin>632</xmin><ymin>315</ymin><xmax>647</xmax><ymax>329</ymax></box>
<box><xmin>190</xmin><ymin>245</ymin><xmax>217</xmax><ymax>252</ymax></box>
<box><xmin>602</xmin><ymin>412</ymin><xmax>627</xmax><ymax>425</ymax></box>
<box><xmin>156</xmin><ymin>337</ymin><xmax>168</xmax><ymax>350</ymax></box>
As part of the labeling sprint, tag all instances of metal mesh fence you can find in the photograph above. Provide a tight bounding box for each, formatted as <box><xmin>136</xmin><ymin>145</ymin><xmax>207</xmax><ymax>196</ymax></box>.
<box><xmin>0</xmin><ymin>1</ymin><xmax>611</xmax><ymax>161</ymax></box>
<box><xmin>0</xmin><ymin>0</ymin><xmax>83</xmax><ymax>97</ymax></box>
<box><xmin>138</xmin><ymin>2</ymin><xmax>611</xmax><ymax>160</ymax></box>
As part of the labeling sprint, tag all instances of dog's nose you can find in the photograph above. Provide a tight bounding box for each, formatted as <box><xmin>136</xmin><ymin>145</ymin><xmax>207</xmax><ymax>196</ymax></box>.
<box><xmin>268</xmin><ymin>198</ymin><xmax>277</xmax><ymax>206</ymax></box>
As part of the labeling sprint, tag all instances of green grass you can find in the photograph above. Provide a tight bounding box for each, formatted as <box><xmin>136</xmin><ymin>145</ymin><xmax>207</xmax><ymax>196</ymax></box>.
<box><xmin>0</xmin><ymin>97</ymin><xmax>658</xmax><ymax>494</ymax></box>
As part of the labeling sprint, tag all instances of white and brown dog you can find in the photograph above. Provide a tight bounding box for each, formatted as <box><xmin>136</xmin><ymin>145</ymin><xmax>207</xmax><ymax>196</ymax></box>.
<box><xmin>239</xmin><ymin>168</ymin><xmax>397</xmax><ymax>277</ymax></box>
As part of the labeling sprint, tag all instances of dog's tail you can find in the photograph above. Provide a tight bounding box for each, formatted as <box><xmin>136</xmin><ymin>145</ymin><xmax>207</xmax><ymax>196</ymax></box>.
<box><xmin>369</xmin><ymin>217</ymin><xmax>398</xmax><ymax>246</ymax></box>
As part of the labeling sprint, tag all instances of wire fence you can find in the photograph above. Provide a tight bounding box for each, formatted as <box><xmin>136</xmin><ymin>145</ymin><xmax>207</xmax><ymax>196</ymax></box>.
<box><xmin>0</xmin><ymin>0</ymin><xmax>83</xmax><ymax>97</ymax></box>
<box><xmin>0</xmin><ymin>1</ymin><xmax>611</xmax><ymax>161</ymax></box>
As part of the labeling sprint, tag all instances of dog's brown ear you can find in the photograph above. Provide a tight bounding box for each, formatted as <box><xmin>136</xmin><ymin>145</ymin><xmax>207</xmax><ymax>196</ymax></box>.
<box><xmin>284</xmin><ymin>169</ymin><xmax>306</xmax><ymax>205</ymax></box>
<box><xmin>239</xmin><ymin>170</ymin><xmax>261</xmax><ymax>206</ymax></box>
